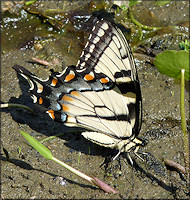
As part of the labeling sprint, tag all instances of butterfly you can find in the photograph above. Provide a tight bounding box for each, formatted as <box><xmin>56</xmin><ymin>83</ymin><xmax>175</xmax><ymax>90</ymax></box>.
<box><xmin>13</xmin><ymin>18</ymin><xmax>146</xmax><ymax>157</ymax></box>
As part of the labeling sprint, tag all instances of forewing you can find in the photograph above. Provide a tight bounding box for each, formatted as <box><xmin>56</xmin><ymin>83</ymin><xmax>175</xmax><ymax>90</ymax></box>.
<box><xmin>76</xmin><ymin>19</ymin><xmax>142</xmax><ymax>137</ymax></box>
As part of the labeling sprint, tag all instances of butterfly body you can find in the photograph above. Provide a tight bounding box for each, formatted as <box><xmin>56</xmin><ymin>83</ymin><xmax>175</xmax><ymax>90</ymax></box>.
<box><xmin>13</xmin><ymin>18</ymin><xmax>145</xmax><ymax>153</ymax></box>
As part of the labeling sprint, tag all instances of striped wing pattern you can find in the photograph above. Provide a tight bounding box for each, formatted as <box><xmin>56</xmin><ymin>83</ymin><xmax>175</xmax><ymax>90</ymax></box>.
<box><xmin>13</xmin><ymin>19</ymin><xmax>143</xmax><ymax>152</ymax></box>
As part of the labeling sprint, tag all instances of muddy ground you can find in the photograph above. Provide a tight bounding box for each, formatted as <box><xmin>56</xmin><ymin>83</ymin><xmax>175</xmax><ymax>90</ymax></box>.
<box><xmin>1</xmin><ymin>1</ymin><xmax>189</xmax><ymax>199</ymax></box>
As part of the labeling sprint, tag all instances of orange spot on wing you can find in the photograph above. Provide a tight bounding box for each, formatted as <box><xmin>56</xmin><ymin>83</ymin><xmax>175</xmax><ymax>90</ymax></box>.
<box><xmin>62</xmin><ymin>95</ymin><xmax>73</xmax><ymax>101</ymax></box>
<box><xmin>51</xmin><ymin>78</ymin><xmax>58</xmax><ymax>86</ymax></box>
<box><xmin>70</xmin><ymin>91</ymin><xmax>80</xmax><ymax>97</ymax></box>
<box><xmin>84</xmin><ymin>74</ymin><xmax>94</xmax><ymax>81</ymax></box>
<box><xmin>65</xmin><ymin>74</ymin><xmax>75</xmax><ymax>82</ymax></box>
<box><xmin>100</xmin><ymin>77</ymin><xmax>109</xmax><ymax>83</ymax></box>
<box><xmin>47</xmin><ymin>110</ymin><xmax>55</xmax><ymax>119</ymax></box>
<box><xmin>62</xmin><ymin>104</ymin><xmax>69</xmax><ymax>112</ymax></box>
<box><xmin>39</xmin><ymin>97</ymin><xmax>43</xmax><ymax>104</ymax></box>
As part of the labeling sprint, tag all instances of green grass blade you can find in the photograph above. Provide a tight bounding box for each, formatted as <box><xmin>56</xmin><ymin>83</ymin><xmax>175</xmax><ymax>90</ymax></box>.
<box><xmin>25</xmin><ymin>0</ymin><xmax>37</xmax><ymax>5</ymax></box>
<box><xmin>20</xmin><ymin>131</ymin><xmax>53</xmax><ymax>160</ymax></box>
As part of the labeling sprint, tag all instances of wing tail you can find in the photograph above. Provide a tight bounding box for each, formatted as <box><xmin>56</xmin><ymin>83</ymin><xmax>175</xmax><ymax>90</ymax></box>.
<box><xmin>13</xmin><ymin>65</ymin><xmax>58</xmax><ymax>109</ymax></box>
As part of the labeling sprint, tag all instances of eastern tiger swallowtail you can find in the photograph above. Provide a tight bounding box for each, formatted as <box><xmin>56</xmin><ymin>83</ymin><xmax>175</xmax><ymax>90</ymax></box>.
<box><xmin>13</xmin><ymin>18</ymin><xmax>146</xmax><ymax>156</ymax></box>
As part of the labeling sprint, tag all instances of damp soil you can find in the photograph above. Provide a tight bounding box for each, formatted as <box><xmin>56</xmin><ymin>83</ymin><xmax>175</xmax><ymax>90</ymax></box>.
<box><xmin>1</xmin><ymin>1</ymin><xmax>189</xmax><ymax>199</ymax></box>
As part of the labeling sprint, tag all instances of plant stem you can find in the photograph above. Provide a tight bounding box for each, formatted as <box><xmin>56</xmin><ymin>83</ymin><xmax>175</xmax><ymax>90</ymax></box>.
<box><xmin>128</xmin><ymin>10</ymin><xmax>162</xmax><ymax>31</ymax></box>
<box><xmin>164</xmin><ymin>159</ymin><xmax>186</xmax><ymax>175</ymax></box>
<box><xmin>52</xmin><ymin>157</ymin><xmax>94</xmax><ymax>184</ymax></box>
<box><xmin>0</xmin><ymin>103</ymin><xmax>34</xmax><ymax>113</ymax></box>
<box><xmin>51</xmin><ymin>157</ymin><xmax>118</xmax><ymax>193</ymax></box>
<box><xmin>180</xmin><ymin>69</ymin><xmax>189</xmax><ymax>176</ymax></box>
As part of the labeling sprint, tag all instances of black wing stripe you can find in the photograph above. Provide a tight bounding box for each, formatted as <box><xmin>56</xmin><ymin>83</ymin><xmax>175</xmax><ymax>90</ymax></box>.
<box><xmin>80</xmin><ymin>114</ymin><xmax>129</xmax><ymax>121</ymax></box>
<box><xmin>77</xmin><ymin>21</ymin><xmax>133</xmax><ymax>84</ymax></box>
<box><xmin>78</xmin><ymin>42</ymin><xmax>126</xmax><ymax>82</ymax></box>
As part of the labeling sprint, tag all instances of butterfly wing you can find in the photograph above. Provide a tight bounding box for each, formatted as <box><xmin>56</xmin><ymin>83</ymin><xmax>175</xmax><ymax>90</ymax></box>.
<box><xmin>75</xmin><ymin>19</ymin><xmax>142</xmax><ymax>138</ymax></box>
<box><xmin>13</xmin><ymin>19</ymin><xmax>142</xmax><ymax>151</ymax></box>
